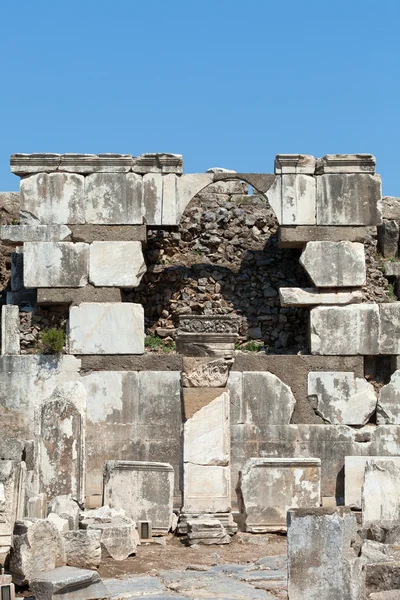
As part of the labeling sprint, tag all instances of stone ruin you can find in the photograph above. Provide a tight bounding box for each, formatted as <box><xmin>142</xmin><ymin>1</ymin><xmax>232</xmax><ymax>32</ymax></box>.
<box><xmin>1</xmin><ymin>152</ymin><xmax>400</xmax><ymax>598</ymax></box>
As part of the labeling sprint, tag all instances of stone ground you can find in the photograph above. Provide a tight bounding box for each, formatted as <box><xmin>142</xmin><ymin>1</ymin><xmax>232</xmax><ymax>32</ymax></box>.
<box><xmin>17</xmin><ymin>533</ymin><xmax>288</xmax><ymax>599</ymax></box>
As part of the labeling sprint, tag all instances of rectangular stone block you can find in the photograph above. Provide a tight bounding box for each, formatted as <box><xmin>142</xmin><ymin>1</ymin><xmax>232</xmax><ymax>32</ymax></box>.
<box><xmin>11</xmin><ymin>153</ymin><xmax>61</xmax><ymax>175</ymax></box>
<box><xmin>300</xmin><ymin>241</ymin><xmax>366</xmax><ymax>287</ymax></box>
<box><xmin>384</xmin><ymin>262</ymin><xmax>400</xmax><ymax>277</ymax></box>
<box><xmin>275</xmin><ymin>154</ymin><xmax>316</xmax><ymax>174</ymax></box>
<box><xmin>89</xmin><ymin>241</ymin><xmax>146</xmax><ymax>287</ymax></box>
<box><xmin>379</xmin><ymin>303</ymin><xmax>400</xmax><ymax>354</ymax></box>
<box><xmin>103</xmin><ymin>460</ymin><xmax>174</xmax><ymax>533</ymax></box>
<box><xmin>362</xmin><ymin>459</ymin><xmax>400</xmax><ymax>527</ymax></box>
<box><xmin>68</xmin><ymin>303</ymin><xmax>144</xmax><ymax>354</ymax></box>
<box><xmin>60</xmin><ymin>152</ymin><xmax>133</xmax><ymax>173</ymax></box>
<box><xmin>183</xmin><ymin>464</ymin><xmax>231</xmax><ymax>513</ymax></box>
<box><xmin>23</xmin><ymin>242</ymin><xmax>89</xmax><ymax>288</ymax></box>
<box><xmin>176</xmin><ymin>173</ymin><xmax>214</xmax><ymax>219</ymax></box>
<box><xmin>316</xmin><ymin>153</ymin><xmax>376</xmax><ymax>174</ymax></box>
<box><xmin>30</xmin><ymin>566</ymin><xmax>109</xmax><ymax>600</ymax></box>
<box><xmin>0</xmin><ymin>225</ymin><xmax>71</xmax><ymax>244</ymax></box>
<box><xmin>37</xmin><ymin>286</ymin><xmax>122</xmax><ymax>305</ymax></box>
<box><xmin>316</xmin><ymin>173</ymin><xmax>382</xmax><ymax>225</ymax></box>
<box><xmin>143</xmin><ymin>172</ymin><xmax>162</xmax><ymax>225</ymax></box>
<box><xmin>278</xmin><ymin>224</ymin><xmax>373</xmax><ymax>247</ymax></box>
<box><xmin>345</xmin><ymin>456</ymin><xmax>400</xmax><ymax>509</ymax></box>
<box><xmin>310</xmin><ymin>304</ymin><xmax>380</xmax><ymax>355</ymax></box>
<box><xmin>241</xmin><ymin>458</ymin><xmax>321</xmax><ymax>532</ymax></box>
<box><xmin>279</xmin><ymin>287</ymin><xmax>363</xmax><ymax>306</ymax></box>
<box><xmin>84</xmin><ymin>173</ymin><xmax>143</xmax><ymax>224</ymax></box>
<box><xmin>0</xmin><ymin>460</ymin><xmax>20</xmax><ymax>562</ymax></box>
<box><xmin>20</xmin><ymin>173</ymin><xmax>85</xmax><ymax>224</ymax></box>
<box><xmin>382</xmin><ymin>196</ymin><xmax>400</xmax><ymax>220</ymax></box>
<box><xmin>182</xmin><ymin>387</ymin><xmax>226</xmax><ymax>420</ymax></box>
<box><xmin>281</xmin><ymin>174</ymin><xmax>316</xmax><ymax>225</ymax></box>
<box><xmin>132</xmin><ymin>152</ymin><xmax>183</xmax><ymax>174</ymax></box>
<box><xmin>69</xmin><ymin>224</ymin><xmax>146</xmax><ymax>243</ymax></box>
<box><xmin>161</xmin><ymin>173</ymin><xmax>178</xmax><ymax>225</ymax></box>
<box><xmin>1</xmin><ymin>305</ymin><xmax>20</xmax><ymax>355</ymax></box>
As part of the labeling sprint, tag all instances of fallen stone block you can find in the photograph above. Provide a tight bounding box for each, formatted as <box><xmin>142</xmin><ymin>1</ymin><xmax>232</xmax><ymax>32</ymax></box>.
<box><xmin>274</xmin><ymin>154</ymin><xmax>316</xmax><ymax>174</ymax></box>
<box><xmin>84</xmin><ymin>172</ymin><xmax>143</xmax><ymax>224</ymax></box>
<box><xmin>308</xmin><ymin>372</ymin><xmax>377</xmax><ymax>425</ymax></box>
<box><xmin>48</xmin><ymin>513</ymin><xmax>69</xmax><ymax>532</ymax></box>
<box><xmin>63</xmin><ymin>530</ymin><xmax>101</xmax><ymax>569</ymax></box>
<box><xmin>241</xmin><ymin>458</ymin><xmax>321</xmax><ymax>532</ymax></box>
<box><xmin>363</xmin><ymin>460</ymin><xmax>400</xmax><ymax>527</ymax></box>
<box><xmin>379</xmin><ymin>220</ymin><xmax>400</xmax><ymax>258</ymax></box>
<box><xmin>23</xmin><ymin>242</ymin><xmax>89</xmax><ymax>288</ymax></box>
<box><xmin>365</xmin><ymin>562</ymin><xmax>400</xmax><ymax>597</ymax></box>
<box><xmin>68</xmin><ymin>303</ymin><xmax>144</xmax><ymax>354</ymax></box>
<box><xmin>187</xmin><ymin>518</ymin><xmax>230</xmax><ymax>545</ymax></box>
<box><xmin>300</xmin><ymin>241</ymin><xmax>366</xmax><ymax>287</ymax></box>
<box><xmin>279</xmin><ymin>287</ymin><xmax>363</xmax><ymax>306</ymax></box>
<box><xmin>89</xmin><ymin>241</ymin><xmax>146</xmax><ymax>287</ymax></box>
<box><xmin>81</xmin><ymin>506</ymin><xmax>138</xmax><ymax>561</ymax></box>
<box><xmin>30</xmin><ymin>566</ymin><xmax>109</xmax><ymax>600</ymax></box>
<box><xmin>1</xmin><ymin>305</ymin><xmax>20</xmax><ymax>355</ymax></box>
<box><xmin>49</xmin><ymin>495</ymin><xmax>80</xmax><ymax>530</ymax></box>
<box><xmin>345</xmin><ymin>457</ymin><xmax>400</xmax><ymax>510</ymax></box>
<box><xmin>9</xmin><ymin>519</ymin><xmax>66</xmax><ymax>585</ymax></box>
<box><xmin>316</xmin><ymin>153</ymin><xmax>376</xmax><ymax>174</ymax></box>
<box><xmin>0</xmin><ymin>224</ymin><xmax>71</xmax><ymax>244</ymax></box>
<box><xmin>20</xmin><ymin>172</ymin><xmax>85</xmax><ymax>224</ymax></box>
<box><xmin>177</xmin><ymin>512</ymin><xmax>238</xmax><ymax>535</ymax></box>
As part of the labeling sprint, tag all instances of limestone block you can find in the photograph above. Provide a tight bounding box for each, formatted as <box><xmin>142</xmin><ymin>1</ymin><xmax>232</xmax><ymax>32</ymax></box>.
<box><xmin>20</xmin><ymin>173</ymin><xmax>85</xmax><ymax>224</ymax></box>
<box><xmin>384</xmin><ymin>262</ymin><xmax>400</xmax><ymax>277</ymax></box>
<box><xmin>279</xmin><ymin>224</ymin><xmax>374</xmax><ymax>247</ymax></box>
<box><xmin>238</xmin><ymin>371</ymin><xmax>296</xmax><ymax>425</ymax></box>
<box><xmin>310</xmin><ymin>304</ymin><xmax>380</xmax><ymax>355</ymax></box>
<box><xmin>35</xmin><ymin>382</ymin><xmax>86</xmax><ymax>503</ymax></box>
<box><xmin>316</xmin><ymin>173</ymin><xmax>382</xmax><ymax>225</ymax></box>
<box><xmin>26</xmin><ymin>493</ymin><xmax>47</xmax><ymax>519</ymax></box>
<box><xmin>30</xmin><ymin>566</ymin><xmax>109</xmax><ymax>600</ymax></box>
<box><xmin>103</xmin><ymin>576</ymin><xmax>166</xmax><ymax>598</ymax></box>
<box><xmin>89</xmin><ymin>241</ymin><xmax>146</xmax><ymax>288</ymax></box>
<box><xmin>184</xmin><ymin>391</ymin><xmax>229</xmax><ymax>466</ymax></box>
<box><xmin>300</xmin><ymin>241</ymin><xmax>366</xmax><ymax>287</ymax></box>
<box><xmin>84</xmin><ymin>173</ymin><xmax>143</xmax><ymax>224</ymax></box>
<box><xmin>10</xmin><ymin>250</ymin><xmax>24</xmax><ymax>292</ymax></box>
<box><xmin>68</xmin><ymin>303</ymin><xmax>144</xmax><ymax>354</ymax></box>
<box><xmin>9</xmin><ymin>519</ymin><xmax>66</xmax><ymax>585</ymax></box>
<box><xmin>1</xmin><ymin>305</ymin><xmax>20</xmax><ymax>355</ymax></box>
<box><xmin>11</xmin><ymin>153</ymin><xmax>61</xmax><ymax>175</ymax></box>
<box><xmin>379</xmin><ymin>220</ymin><xmax>399</xmax><ymax>258</ymax></box>
<box><xmin>48</xmin><ymin>513</ymin><xmax>69</xmax><ymax>532</ymax></box>
<box><xmin>379</xmin><ymin>304</ymin><xmax>400</xmax><ymax>355</ymax></box>
<box><xmin>383</xmin><ymin>196</ymin><xmax>400</xmax><ymax>220</ymax></box>
<box><xmin>49</xmin><ymin>495</ymin><xmax>80</xmax><ymax>530</ymax></box>
<box><xmin>241</xmin><ymin>458</ymin><xmax>321</xmax><ymax>532</ymax></box>
<box><xmin>162</xmin><ymin>173</ymin><xmax>178</xmax><ymax>225</ymax></box>
<box><xmin>63</xmin><ymin>530</ymin><xmax>101</xmax><ymax>569</ymax></box>
<box><xmin>103</xmin><ymin>461</ymin><xmax>174</xmax><ymax>534</ymax></box>
<box><xmin>24</xmin><ymin>242</ymin><xmax>89</xmax><ymax>288</ymax></box>
<box><xmin>265</xmin><ymin>176</ymin><xmax>282</xmax><ymax>222</ymax></box>
<box><xmin>0</xmin><ymin>224</ymin><xmax>71</xmax><ymax>244</ymax></box>
<box><xmin>176</xmin><ymin>173</ymin><xmax>214</xmax><ymax>219</ymax></box>
<box><xmin>182</xmin><ymin>357</ymin><xmax>234</xmax><ymax>387</ymax></box>
<box><xmin>281</xmin><ymin>174</ymin><xmax>316</xmax><ymax>225</ymax></box>
<box><xmin>377</xmin><ymin>371</ymin><xmax>400</xmax><ymax>424</ymax></box>
<box><xmin>132</xmin><ymin>152</ymin><xmax>183</xmax><ymax>174</ymax></box>
<box><xmin>143</xmin><ymin>172</ymin><xmax>162</xmax><ymax>225</ymax></box>
<box><xmin>274</xmin><ymin>154</ymin><xmax>316</xmax><ymax>174</ymax></box>
<box><xmin>345</xmin><ymin>456</ymin><xmax>400</xmax><ymax>509</ymax></box>
<box><xmin>316</xmin><ymin>153</ymin><xmax>376</xmax><ymax>174</ymax></box>
<box><xmin>183</xmin><ymin>464</ymin><xmax>231</xmax><ymax>513</ymax></box>
<box><xmin>37</xmin><ymin>286</ymin><xmax>122</xmax><ymax>305</ymax></box>
<box><xmin>0</xmin><ymin>461</ymin><xmax>20</xmax><ymax>561</ymax></box>
<box><xmin>82</xmin><ymin>506</ymin><xmax>138</xmax><ymax>560</ymax></box>
<box><xmin>69</xmin><ymin>224</ymin><xmax>147</xmax><ymax>243</ymax></box>
<box><xmin>279</xmin><ymin>287</ymin><xmax>363</xmax><ymax>306</ymax></box>
<box><xmin>187</xmin><ymin>518</ymin><xmax>230</xmax><ymax>545</ymax></box>
<box><xmin>182</xmin><ymin>387</ymin><xmax>225</xmax><ymax>420</ymax></box>
<box><xmin>59</xmin><ymin>152</ymin><xmax>133</xmax><ymax>173</ymax></box>
<box><xmin>287</xmin><ymin>507</ymin><xmax>359</xmax><ymax>600</ymax></box>
<box><xmin>176</xmin><ymin>333</ymin><xmax>237</xmax><ymax>357</ymax></box>
<box><xmin>308</xmin><ymin>372</ymin><xmax>377</xmax><ymax>425</ymax></box>
<box><xmin>362</xmin><ymin>459</ymin><xmax>400</xmax><ymax>527</ymax></box>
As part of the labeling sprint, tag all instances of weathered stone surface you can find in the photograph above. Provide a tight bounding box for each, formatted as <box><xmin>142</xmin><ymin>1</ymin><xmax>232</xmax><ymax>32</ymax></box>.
<box><xmin>1</xmin><ymin>305</ymin><xmax>20</xmax><ymax>355</ymax></box>
<box><xmin>345</xmin><ymin>456</ymin><xmax>400</xmax><ymax>509</ymax></box>
<box><xmin>30</xmin><ymin>565</ymin><xmax>109</xmax><ymax>600</ymax></box>
<box><xmin>316</xmin><ymin>153</ymin><xmax>376</xmax><ymax>174</ymax></box>
<box><xmin>308</xmin><ymin>372</ymin><xmax>377</xmax><ymax>425</ymax></box>
<box><xmin>68</xmin><ymin>303</ymin><xmax>144</xmax><ymax>354</ymax></box>
<box><xmin>162</xmin><ymin>173</ymin><xmax>178</xmax><ymax>225</ymax></box>
<box><xmin>35</xmin><ymin>382</ymin><xmax>86</xmax><ymax>503</ymax></box>
<box><xmin>176</xmin><ymin>333</ymin><xmax>237</xmax><ymax>357</ymax></box>
<box><xmin>11</xmin><ymin>153</ymin><xmax>62</xmax><ymax>175</ymax></box>
<box><xmin>84</xmin><ymin>173</ymin><xmax>143</xmax><ymax>224</ymax></box>
<box><xmin>69</xmin><ymin>224</ymin><xmax>146</xmax><ymax>243</ymax></box>
<box><xmin>0</xmin><ymin>461</ymin><xmax>20</xmax><ymax>561</ymax></box>
<box><xmin>63</xmin><ymin>530</ymin><xmax>101</xmax><ymax>569</ymax></box>
<box><xmin>310</xmin><ymin>304</ymin><xmax>380</xmax><ymax>355</ymax></box>
<box><xmin>363</xmin><ymin>459</ymin><xmax>400</xmax><ymax>527</ymax></box>
<box><xmin>187</xmin><ymin>518</ymin><xmax>230</xmax><ymax>545</ymax></box>
<box><xmin>383</xmin><ymin>196</ymin><xmax>400</xmax><ymax>220</ymax></box>
<box><xmin>49</xmin><ymin>495</ymin><xmax>80</xmax><ymax>530</ymax></box>
<box><xmin>300</xmin><ymin>241</ymin><xmax>366</xmax><ymax>287</ymax></box>
<box><xmin>132</xmin><ymin>152</ymin><xmax>183</xmax><ymax>174</ymax></box>
<box><xmin>241</xmin><ymin>458</ymin><xmax>321</xmax><ymax>532</ymax></box>
<box><xmin>103</xmin><ymin>461</ymin><xmax>174</xmax><ymax>534</ymax></box>
<box><xmin>379</xmin><ymin>220</ymin><xmax>400</xmax><ymax>258</ymax></box>
<box><xmin>9</xmin><ymin>519</ymin><xmax>66</xmax><ymax>585</ymax></box>
<box><xmin>281</xmin><ymin>174</ymin><xmax>316</xmax><ymax>225</ymax></box>
<box><xmin>384</xmin><ymin>262</ymin><xmax>400</xmax><ymax>277</ymax></box>
<box><xmin>182</xmin><ymin>357</ymin><xmax>234</xmax><ymax>387</ymax></box>
<box><xmin>26</xmin><ymin>493</ymin><xmax>47</xmax><ymax>519</ymax></box>
<box><xmin>82</xmin><ymin>506</ymin><xmax>138</xmax><ymax>561</ymax></box>
<box><xmin>369</xmin><ymin>592</ymin><xmax>400</xmax><ymax>600</ymax></box>
<box><xmin>366</xmin><ymin>565</ymin><xmax>400</xmax><ymax>598</ymax></box>
<box><xmin>20</xmin><ymin>173</ymin><xmax>85</xmax><ymax>224</ymax></box>
<box><xmin>89</xmin><ymin>241</ymin><xmax>146</xmax><ymax>287</ymax></box>
<box><xmin>60</xmin><ymin>152</ymin><xmax>133</xmax><ymax>173</ymax></box>
<box><xmin>287</xmin><ymin>507</ymin><xmax>359</xmax><ymax>600</ymax></box>
<box><xmin>143</xmin><ymin>172</ymin><xmax>162</xmax><ymax>225</ymax></box>
<box><xmin>279</xmin><ymin>287</ymin><xmax>363</xmax><ymax>306</ymax></box>
<box><xmin>176</xmin><ymin>173</ymin><xmax>214</xmax><ymax>219</ymax></box>
<box><xmin>182</xmin><ymin>387</ymin><xmax>226</xmax><ymax>420</ymax></box>
<box><xmin>377</xmin><ymin>371</ymin><xmax>400</xmax><ymax>425</ymax></box>
<box><xmin>0</xmin><ymin>224</ymin><xmax>71</xmax><ymax>244</ymax></box>
<box><xmin>183</xmin><ymin>464</ymin><xmax>231</xmax><ymax>513</ymax></box>
<box><xmin>178</xmin><ymin>511</ymin><xmax>237</xmax><ymax>536</ymax></box>
<box><xmin>279</xmin><ymin>224</ymin><xmax>374</xmax><ymax>247</ymax></box>
<box><xmin>316</xmin><ymin>173</ymin><xmax>382</xmax><ymax>225</ymax></box>
<box><xmin>24</xmin><ymin>242</ymin><xmax>89</xmax><ymax>288</ymax></box>
<box><xmin>48</xmin><ymin>512</ymin><xmax>69</xmax><ymax>532</ymax></box>
<box><xmin>274</xmin><ymin>154</ymin><xmax>316</xmax><ymax>174</ymax></box>
<box><xmin>379</xmin><ymin>304</ymin><xmax>400</xmax><ymax>355</ymax></box>
<box><xmin>37</xmin><ymin>285</ymin><xmax>122</xmax><ymax>305</ymax></box>
<box><xmin>104</xmin><ymin>575</ymin><xmax>167</xmax><ymax>598</ymax></box>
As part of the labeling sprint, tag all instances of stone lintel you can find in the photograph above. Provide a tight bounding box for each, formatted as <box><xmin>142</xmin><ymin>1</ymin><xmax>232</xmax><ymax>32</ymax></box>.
<box><xmin>316</xmin><ymin>153</ymin><xmax>376</xmax><ymax>174</ymax></box>
<box><xmin>69</xmin><ymin>224</ymin><xmax>147</xmax><ymax>243</ymax></box>
<box><xmin>279</xmin><ymin>225</ymin><xmax>374</xmax><ymax>247</ymax></box>
<box><xmin>80</xmin><ymin>354</ymin><xmax>183</xmax><ymax>372</ymax></box>
<box><xmin>274</xmin><ymin>154</ymin><xmax>316</xmax><ymax>175</ymax></box>
<box><xmin>37</xmin><ymin>286</ymin><xmax>122</xmax><ymax>305</ymax></box>
<box><xmin>132</xmin><ymin>153</ymin><xmax>183</xmax><ymax>174</ymax></box>
<box><xmin>279</xmin><ymin>287</ymin><xmax>363</xmax><ymax>307</ymax></box>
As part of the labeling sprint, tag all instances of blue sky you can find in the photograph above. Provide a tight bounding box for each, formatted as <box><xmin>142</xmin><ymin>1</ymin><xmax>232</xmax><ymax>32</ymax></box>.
<box><xmin>0</xmin><ymin>0</ymin><xmax>399</xmax><ymax>194</ymax></box>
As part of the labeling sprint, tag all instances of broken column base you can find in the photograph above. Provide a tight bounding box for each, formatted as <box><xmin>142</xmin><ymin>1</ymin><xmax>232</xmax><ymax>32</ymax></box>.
<box><xmin>30</xmin><ymin>566</ymin><xmax>109</xmax><ymax>600</ymax></box>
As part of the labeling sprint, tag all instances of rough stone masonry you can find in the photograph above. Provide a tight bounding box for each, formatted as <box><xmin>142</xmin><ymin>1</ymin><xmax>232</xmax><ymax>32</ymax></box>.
<box><xmin>2</xmin><ymin>151</ymin><xmax>400</xmax><ymax>598</ymax></box>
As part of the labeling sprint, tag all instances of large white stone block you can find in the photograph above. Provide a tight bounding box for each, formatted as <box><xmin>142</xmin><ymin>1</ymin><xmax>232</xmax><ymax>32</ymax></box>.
<box><xmin>316</xmin><ymin>154</ymin><xmax>376</xmax><ymax>174</ymax></box>
<box><xmin>162</xmin><ymin>173</ymin><xmax>178</xmax><ymax>225</ymax></box>
<box><xmin>20</xmin><ymin>173</ymin><xmax>85</xmax><ymax>224</ymax></box>
<box><xmin>1</xmin><ymin>305</ymin><xmax>20</xmax><ymax>355</ymax></box>
<box><xmin>300</xmin><ymin>241</ymin><xmax>366</xmax><ymax>287</ymax></box>
<box><xmin>345</xmin><ymin>456</ymin><xmax>400</xmax><ymax>509</ymax></box>
<box><xmin>279</xmin><ymin>287</ymin><xmax>363</xmax><ymax>306</ymax></box>
<box><xmin>183</xmin><ymin>464</ymin><xmax>231</xmax><ymax>513</ymax></box>
<box><xmin>379</xmin><ymin>303</ymin><xmax>400</xmax><ymax>354</ymax></box>
<box><xmin>176</xmin><ymin>173</ymin><xmax>214</xmax><ymax>219</ymax></box>
<box><xmin>103</xmin><ymin>461</ymin><xmax>174</xmax><ymax>534</ymax></box>
<box><xmin>275</xmin><ymin>154</ymin><xmax>316</xmax><ymax>174</ymax></box>
<box><xmin>84</xmin><ymin>173</ymin><xmax>143</xmax><ymax>224</ymax></box>
<box><xmin>30</xmin><ymin>565</ymin><xmax>109</xmax><ymax>600</ymax></box>
<box><xmin>68</xmin><ymin>303</ymin><xmax>144</xmax><ymax>354</ymax></box>
<box><xmin>281</xmin><ymin>174</ymin><xmax>316</xmax><ymax>225</ymax></box>
<box><xmin>23</xmin><ymin>242</ymin><xmax>89</xmax><ymax>288</ymax></box>
<box><xmin>0</xmin><ymin>224</ymin><xmax>71</xmax><ymax>244</ymax></box>
<box><xmin>241</xmin><ymin>458</ymin><xmax>321</xmax><ymax>532</ymax></box>
<box><xmin>377</xmin><ymin>370</ymin><xmax>400</xmax><ymax>424</ymax></box>
<box><xmin>362</xmin><ymin>459</ymin><xmax>400</xmax><ymax>527</ymax></box>
<box><xmin>143</xmin><ymin>173</ymin><xmax>162</xmax><ymax>225</ymax></box>
<box><xmin>316</xmin><ymin>173</ymin><xmax>382</xmax><ymax>225</ymax></box>
<box><xmin>308</xmin><ymin>372</ymin><xmax>377</xmax><ymax>425</ymax></box>
<box><xmin>89</xmin><ymin>241</ymin><xmax>146</xmax><ymax>287</ymax></box>
<box><xmin>310</xmin><ymin>304</ymin><xmax>380</xmax><ymax>355</ymax></box>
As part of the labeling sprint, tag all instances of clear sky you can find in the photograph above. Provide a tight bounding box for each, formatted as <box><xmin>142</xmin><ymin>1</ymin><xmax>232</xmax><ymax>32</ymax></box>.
<box><xmin>0</xmin><ymin>0</ymin><xmax>399</xmax><ymax>194</ymax></box>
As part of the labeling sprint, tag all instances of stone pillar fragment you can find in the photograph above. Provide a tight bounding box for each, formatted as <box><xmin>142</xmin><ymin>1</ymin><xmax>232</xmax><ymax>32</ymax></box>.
<box><xmin>362</xmin><ymin>459</ymin><xmax>400</xmax><ymax>527</ymax></box>
<box><xmin>1</xmin><ymin>305</ymin><xmax>20</xmax><ymax>355</ymax></box>
<box><xmin>0</xmin><ymin>460</ymin><xmax>20</xmax><ymax>563</ymax></box>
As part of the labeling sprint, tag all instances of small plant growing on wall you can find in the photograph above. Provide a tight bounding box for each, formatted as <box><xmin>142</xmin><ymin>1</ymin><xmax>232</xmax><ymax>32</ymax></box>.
<box><xmin>40</xmin><ymin>328</ymin><xmax>66</xmax><ymax>354</ymax></box>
